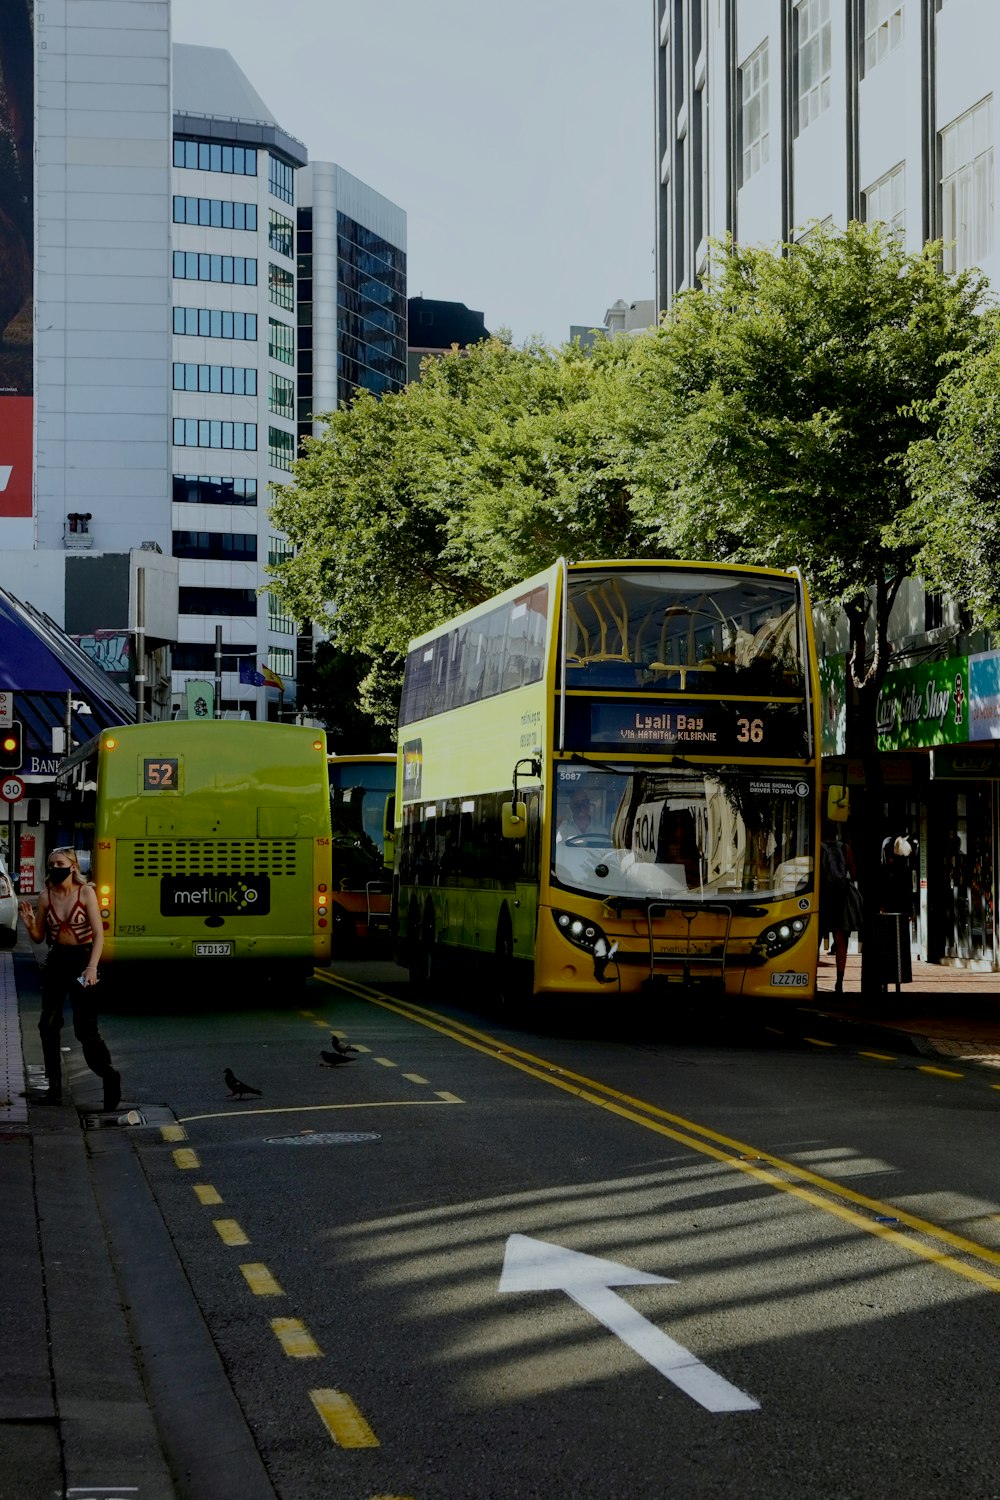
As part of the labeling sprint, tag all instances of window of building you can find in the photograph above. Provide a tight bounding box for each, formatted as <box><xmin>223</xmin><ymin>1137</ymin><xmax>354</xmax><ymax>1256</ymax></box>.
<box><xmin>172</xmin><ymin>641</ymin><xmax>247</xmax><ymax>671</ymax></box>
<box><xmin>942</xmin><ymin>96</ymin><xmax>994</xmax><ymax>273</ymax></box>
<box><xmin>862</xmin><ymin>162</ymin><xmax>905</xmax><ymax>238</ymax></box>
<box><xmin>739</xmin><ymin>41</ymin><xmax>769</xmax><ymax>184</ymax></box>
<box><xmin>173</xmin><ymin>138</ymin><xmax>257</xmax><ymax>176</ymax></box>
<box><xmin>269</xmin><ymin>372</ymin><xmax>294</xmax><ymax>419</ymax></box>
<box><xmin>796</xmin><ymin>0</ymin><xmax>831</xmax><ymax>132</ymax></box>
<box><xmin>269</xmin><ymin>154</ymin><xmax>294</xmax><ymax>205</ymax></box>
<box><xmin>179</xmin><ymin>587</ymin><xmax>258</xmax><ymax>616</ymax></box>
<box><xmin>268</xmin><ymin>426</ymin><xmax>296</xmax><ymax>471</ymax></box>
<box><xmin>172</xmin><ymin>196</ymin><xmax>257</xmax><ymax>230</ymax></box>
<box><xmin>173</xmin><ymin>307</ymin><xmax>258</xmax><ymax>341</ymax></box>
<box><xmin>172</xmin><ymin>419</ymin><xmax>257</xmax><ymax>451</ymax></box>
<box><xmin>864</xmin><ymin>0</ymin><xmax>903</xmax><ymax>73</ymax></box>
<box><xmin>173</xmin><ymin>475</ymin><xmax>258</xmax><ymax>506</ymax></box>
<box><xmin>329</xmin><ymin>211</ymin><xmax>408</xmax><ymax>407</ymax></box>
<box><xmin>172</xmin><ymin>364</ymin><xmax>257</xmax><ymax>395</ymax></box>
<box><xmin>269</xmin><ymin>263</ymin><xmax>295</xmax><ymax>310</ymax></box>
<box><xmin>172</xmin><ymin>531</ymin><xmax>258</xmax><ymax>561</ymax></box>
<box><xmin>924</xmin><ymin>591</ymin><xmax>945</xmax><ymax>631</ymax></box>
<box><xmin>269</xmin><ymin>318</ymin><xmax>295</xmax><ymax>365</ymax></box>
<box><xmin>268</xmin><ymin>535</ymin><xmax>294</xmax><ymax>567</ymax></box>
<box><xmin>172</xmin><ymin>251</ymin><xmax>257</xmax><ymax>286</ymax></box>
<box><xmin>268</xmin><ymin>647</ymin><xmax>294</xmax><ymax>676</ymax></box>
<box><xmin>267</xmin><ymin>593</ymin><xmax>295</xmax><ymax>633</ymax></box>
<box><xmin>269</xmin><ymin>209</ymin><xmax>294</xmax><ymax>259</ymax></box>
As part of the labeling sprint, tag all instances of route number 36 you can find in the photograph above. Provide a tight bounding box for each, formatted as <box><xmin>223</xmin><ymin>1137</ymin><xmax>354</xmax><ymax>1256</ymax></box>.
<box><xmin>736</xmin><ymin>717</ymin><xmax>764</xmax><ymax>744</ymax></box>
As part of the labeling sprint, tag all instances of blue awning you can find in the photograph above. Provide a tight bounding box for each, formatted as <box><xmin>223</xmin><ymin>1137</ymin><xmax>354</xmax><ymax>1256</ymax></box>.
<box><xmin>0</xmin><ymin>588</ymin><xmax>135</xmax><ymax>777</ymax></box>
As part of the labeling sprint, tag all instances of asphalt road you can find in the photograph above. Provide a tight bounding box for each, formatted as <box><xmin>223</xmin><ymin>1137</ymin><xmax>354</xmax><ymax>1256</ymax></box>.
<box><xmin>87</xmin><ymin>962</ymin><xmax>1000</xmax><ymax>1500</ymax></box>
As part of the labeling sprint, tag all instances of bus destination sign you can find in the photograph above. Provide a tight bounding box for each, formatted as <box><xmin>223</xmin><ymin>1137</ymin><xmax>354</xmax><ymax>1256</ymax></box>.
<box><xmin>574</xmin><ymin>700</ymin><xmax>806</xmax><ymax>758</ymax></box>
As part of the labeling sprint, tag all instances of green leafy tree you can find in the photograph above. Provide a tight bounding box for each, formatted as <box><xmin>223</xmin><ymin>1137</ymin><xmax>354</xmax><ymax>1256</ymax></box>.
<box><xmin>905</xmin><ymin>309</ymin><xmax>1000</xmax><ymax>627</ymax></box>
<box><xmin>269</xmin><ymin>335</ymin><xmax>650</xmax><ymax>688</ymax></box>
<box><xmin>626</xmin><ymin>224</ymin><xmax>986</xmax><ymax>990</ymax></box>
<box><xmin>298</xmin><ymin>642</ymin><xmax>397</xmax><ymax>751</ymax></box>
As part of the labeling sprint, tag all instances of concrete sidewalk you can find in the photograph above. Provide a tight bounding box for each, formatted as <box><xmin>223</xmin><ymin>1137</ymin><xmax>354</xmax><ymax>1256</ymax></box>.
<box><xmin>815</xmin><ymin>950</ymin><xmax>1000</xmax><ymax>1062</ymax></box>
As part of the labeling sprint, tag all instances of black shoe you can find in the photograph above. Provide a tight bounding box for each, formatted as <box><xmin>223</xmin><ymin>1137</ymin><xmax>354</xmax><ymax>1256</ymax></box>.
<box><xmin>834</xmin><ymin>978</ymin><xmax>843</xmax><ymax>994</ymax></box>
<box><xmin>28</xmin><ymin>1088</ymin><xmax>62</xmax><ymax>1106</ymax></box>
<box><xmin>102</xmin><ymin>1069</ymin><xmax>121</xmax><ymax>1113</ymax></box>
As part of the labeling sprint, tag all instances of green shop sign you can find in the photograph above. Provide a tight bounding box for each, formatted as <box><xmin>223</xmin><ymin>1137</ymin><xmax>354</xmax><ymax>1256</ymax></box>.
<box><xmin>876</xmin><ymin>656</ymin><xmax>969</xmax><ymax>751</ymax></box>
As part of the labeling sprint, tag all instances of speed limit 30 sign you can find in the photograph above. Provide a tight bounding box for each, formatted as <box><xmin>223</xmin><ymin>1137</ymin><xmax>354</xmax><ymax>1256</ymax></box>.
<box><xmin>0</xmin><ymin>775</ymin><xmax>25</xmax><ymax>803</ymax></box>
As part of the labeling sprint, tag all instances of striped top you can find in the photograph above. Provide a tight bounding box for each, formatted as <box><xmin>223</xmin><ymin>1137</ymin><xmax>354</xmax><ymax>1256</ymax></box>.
<box><xmin>45</xmin><ymin>890</ymin><xmax>94</xmax><ymax>946</ymax></box>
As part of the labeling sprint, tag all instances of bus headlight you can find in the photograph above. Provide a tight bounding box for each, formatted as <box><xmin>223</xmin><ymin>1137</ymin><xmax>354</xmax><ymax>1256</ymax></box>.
<box><xmin>753</xmin><ymin>915</ymin><xmax>809</xmax><ymax>960</ymax></box>
<box><xmin>553</xmin><ymin>909</ymin><xmax>609</xmax><ymax>955</ymax></box>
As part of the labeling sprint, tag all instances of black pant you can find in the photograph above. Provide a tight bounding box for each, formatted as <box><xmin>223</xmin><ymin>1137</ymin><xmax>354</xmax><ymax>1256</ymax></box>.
<box><xmin>38</xmin><ymin>945</ymin><xmax>114</xmax><ymax>1091</ymax></box>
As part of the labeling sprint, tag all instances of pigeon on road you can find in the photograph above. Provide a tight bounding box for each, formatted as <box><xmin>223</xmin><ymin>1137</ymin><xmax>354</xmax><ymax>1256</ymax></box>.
<box><xmin>224</xmin><ymin>1068</ymin><xmax>261</xmax><ymax>1099</ymax></box>
<box><xmin>321</xmin><ymin>1034</ymin><xmax>358</xmax><ymax>1067</ymax></box>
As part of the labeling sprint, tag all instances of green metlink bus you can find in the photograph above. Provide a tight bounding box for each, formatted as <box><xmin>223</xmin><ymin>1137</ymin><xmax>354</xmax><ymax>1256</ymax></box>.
<box><xmin>56</xmin><ymin>720</ymin><xmax>333</xmax><ymax>985</ymax></box>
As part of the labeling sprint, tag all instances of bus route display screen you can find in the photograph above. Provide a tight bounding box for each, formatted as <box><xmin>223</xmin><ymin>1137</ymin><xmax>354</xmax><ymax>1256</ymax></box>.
<box><xmin>142</xmin><ymin>758</ymin><xmax>179</xmax><ymax>790</ymax></box>
<box><xmin>571</xmin><ymin>700</ymin><xmax>808</xmax><ymax>758</ymax></box>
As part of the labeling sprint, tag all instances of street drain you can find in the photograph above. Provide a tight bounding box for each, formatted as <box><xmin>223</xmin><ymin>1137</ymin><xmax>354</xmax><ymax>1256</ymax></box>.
<box><xmin>265</xmin><ymin>1131</ymin><xmax>381</xmax><ymax>1145</ymax></box>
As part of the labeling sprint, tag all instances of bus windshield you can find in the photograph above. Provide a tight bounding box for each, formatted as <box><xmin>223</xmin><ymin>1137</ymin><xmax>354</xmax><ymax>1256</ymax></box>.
<box><xmin>565</xmin><ymin>568</ymin><xmax>803</xmax><ymax>695</ymax></box>
<box><xmin>329</xmin><ymin>758</ymin><xmax>395</xmax><ymax>860</ymax></box>
<box><xmin>553</xmin><ymin>765</ymin><xmax>814</xmax><ymax>904</ymax></box>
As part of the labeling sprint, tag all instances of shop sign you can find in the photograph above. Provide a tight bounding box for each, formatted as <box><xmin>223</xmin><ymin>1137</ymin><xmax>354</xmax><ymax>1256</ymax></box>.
<box><xmin>969</xmin><ymin>651</ymin><xmax>1000</xmax><ymax>741</ymax></box>
<box><xmin>931</xmin><ymin>746</ymin><xmax>1000</xmax><ymax>780</ymax></box>
<box><xmin>876</xmin><ymin>657</ymin><xmax>969</xmax><ymax>752</ymax></box>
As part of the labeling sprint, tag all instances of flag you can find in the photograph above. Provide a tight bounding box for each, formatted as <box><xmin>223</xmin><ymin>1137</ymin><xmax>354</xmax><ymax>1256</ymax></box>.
<box><xmin>239</xmin><ymin>659</ymin><xmax>265</xmax><ymax>687</ymax></box>
<box><xmin>260</xmin><ymin>662</ymin><xmax>284</xmax><ymax>690</ymax></box>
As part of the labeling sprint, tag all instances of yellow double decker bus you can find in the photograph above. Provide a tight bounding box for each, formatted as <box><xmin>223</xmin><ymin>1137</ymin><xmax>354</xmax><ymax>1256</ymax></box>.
<box><xmin>57</xmin><ymin>720</ymin><xmax>333</xmax><ymax>987</ymax></box>
<box><xmin>395</xmin><ymin>558</ymin><xmax>821</xmax><ymax>1005</ymax></box>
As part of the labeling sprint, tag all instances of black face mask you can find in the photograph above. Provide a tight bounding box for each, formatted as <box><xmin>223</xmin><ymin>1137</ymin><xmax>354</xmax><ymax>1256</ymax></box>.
<box><xmin>47</xmin><ymin>867</ymin><xmax>71</xmax><ymax>884</ymax></box>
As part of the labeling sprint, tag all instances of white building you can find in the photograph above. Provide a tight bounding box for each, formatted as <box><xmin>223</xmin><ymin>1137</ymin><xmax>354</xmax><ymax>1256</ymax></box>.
<box><xmin>655</xmin><ymin>0</ymin><xmax>999</xmax><ymax>311</ymax></box>
<box><xmin>0</xmin><ymin>1</ymin><xmax>407</xmax><ymax>722</ymax></box>
<box><xmin>170</xmin><ymin>42</ymin><xmax>307</xmax><ymax>717</ymax></box>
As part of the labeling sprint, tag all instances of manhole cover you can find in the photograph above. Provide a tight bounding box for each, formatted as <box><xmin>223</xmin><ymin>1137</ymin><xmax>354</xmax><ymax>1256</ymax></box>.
<box><xmin>265</xmin><ymin>1131</ymin><xmax>381</xmax><ymax>1145</ymax></box>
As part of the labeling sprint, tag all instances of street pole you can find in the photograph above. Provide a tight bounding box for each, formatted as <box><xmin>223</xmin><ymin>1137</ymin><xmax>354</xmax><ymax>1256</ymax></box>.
<box><xmin>214</xmin><ymin>626</ymin><xmax>223</xmax><ymax>719</ymax></box>
<box><xmin>135</xmin><ymin>565</ymin><xmax>146</xmax><ymax>723</ymax></box>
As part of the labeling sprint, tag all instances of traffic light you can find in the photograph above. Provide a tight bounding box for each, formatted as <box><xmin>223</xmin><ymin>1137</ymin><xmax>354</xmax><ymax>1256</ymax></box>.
<box><xmin>0</xmin><ymin>722</ymin><xmax>23</xmax><ymax>770</ymax></box>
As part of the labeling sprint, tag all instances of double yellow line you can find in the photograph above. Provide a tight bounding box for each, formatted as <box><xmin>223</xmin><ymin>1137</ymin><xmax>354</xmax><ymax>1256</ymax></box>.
<box><xmin>316</xmin><ymin>969</ymin><xmax>1000</xmax><ymax>1296</ymax></box>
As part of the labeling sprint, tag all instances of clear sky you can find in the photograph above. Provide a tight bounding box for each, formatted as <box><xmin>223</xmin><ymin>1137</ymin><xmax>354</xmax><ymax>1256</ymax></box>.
<box><xmin>170</xmin><ymin>0</ymin><xmax>655</xmax><ymax>346</ymax></box>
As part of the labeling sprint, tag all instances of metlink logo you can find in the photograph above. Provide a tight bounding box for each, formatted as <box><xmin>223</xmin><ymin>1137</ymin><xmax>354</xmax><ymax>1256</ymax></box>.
<box><xmin>160</xmin><ymin>874</ymin><xmax>271</xmax><ymax>917</ymax></box>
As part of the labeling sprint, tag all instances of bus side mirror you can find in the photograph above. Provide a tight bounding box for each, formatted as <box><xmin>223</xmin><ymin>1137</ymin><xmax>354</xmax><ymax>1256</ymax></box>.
<box><xmin>827</xmin><ymin>785</ymin><xmax>849</xmax><ymax>823</ymax></box>
<box><xmin>383</xmin><ymin>831</ymin><xmax>395</xmax><ymax>870</ymax></box>
<box><xmin>502</xmin><ymin>801</ymin><xmax>527</xmax><ymax>839</ymax></box>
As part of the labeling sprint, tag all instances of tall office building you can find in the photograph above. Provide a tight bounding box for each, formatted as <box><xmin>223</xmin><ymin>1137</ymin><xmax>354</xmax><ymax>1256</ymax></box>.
<box><xmin>655</xmin><ymin>0</ymin><xmax>1000</xmax><ymax>312</ymax></box>
<box><xmin>296</xmin><ymin>162</ymin><xmax>407</xmax><ymax>445</ymax></box>
<box><xmin>0</xmin><ymin>1</ymin><xmax>407</xmax><ymax>723</ymax></box>
<box><xmin>170</xmin><ymin>43</ymin><xmax>307</xmax><ymax>717</ymax></box>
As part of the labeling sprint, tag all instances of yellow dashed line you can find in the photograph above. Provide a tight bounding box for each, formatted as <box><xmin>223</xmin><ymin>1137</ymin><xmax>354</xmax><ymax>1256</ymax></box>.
<box><xmin>373</xmin><ymin>1057</ymin><xmax>397</xmax><ymax>1068</ymax></box>
<box><xmin>403</xmin><ymin>1072</ymin><xmax>429</xmax><ymax>1084</ymax></box>
<box><xmin>161</xmin><ymin>1124</ymin><xmax>187</xmax><ymax>1142</ymax></box>
<box><xmin>271</xmin><ymin>1317</ymin><xmax>322</xmax><ymax>1359</ymax></box>
<box><xmin>918</xmin><ymin>1064</ymin><xmax>965</xmax><ymax>1080</ymax></box>
<box><xmin>859</xmin><ymin>1050</ymin><xmax>897</xmax><ymax>1062</ymax></box>
<box><xmin>213</xmin><ymin>1219</ymin><xmax>249</xmax><ymax>1246</ymax></box>
<box><xmin>194</xmin><ymin>1183</ymin><xmax>223</xmax><ymax>1205</ymax></box>
<box><xmin>351</xmin><ymin>1044</ymin><xmax>372</xmax><ymax>1053</ymax></box>
<box><xmin>172</xmin><ymin>1147</ymin><xmax>200</xmax><ymax>1170</ymax></box>
<box><xmin>804</xmin><ymin>1036</ymin><xmax>835</xmax><ymax>1048</ymax></box>
<box><xmin>309</xmin><ymin>1388</ymin><xmax>380</xmax><ymax>1448</ymax></box>
<box><xmin>300</xmin><ymin>1010</ymin><xmax>316</xmax><ymax>1019</ymax></box>
<box><xmin>434</xmin><ymin>1090</ymin><xmax>464</xmax><ymax>1103</ymax></box>
<box><xmin>240</xmin><ymin>1263</ymin><xmax>284</xmax><ymax>1297</ymax></box>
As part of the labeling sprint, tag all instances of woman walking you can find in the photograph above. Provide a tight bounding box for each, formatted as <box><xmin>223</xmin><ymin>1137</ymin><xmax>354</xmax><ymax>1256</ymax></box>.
<box><xmin>18</xmin><ymin>847</ymin><xmax>121</xmax><ymax>1109</ymax></box>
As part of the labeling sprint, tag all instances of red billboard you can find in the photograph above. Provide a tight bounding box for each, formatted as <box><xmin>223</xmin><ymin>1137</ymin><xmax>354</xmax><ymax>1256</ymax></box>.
<box><xmin>0</xmin><ymin>0</ymin><xmax>33</xmax><ymax>518</ymax></box>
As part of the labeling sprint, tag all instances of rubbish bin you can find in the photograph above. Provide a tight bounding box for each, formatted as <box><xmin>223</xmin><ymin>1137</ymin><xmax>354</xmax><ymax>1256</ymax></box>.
<box><xmin>879</xmin><ymin>911</ymin><xmax>912</xmax><ymax>992</ymax></box>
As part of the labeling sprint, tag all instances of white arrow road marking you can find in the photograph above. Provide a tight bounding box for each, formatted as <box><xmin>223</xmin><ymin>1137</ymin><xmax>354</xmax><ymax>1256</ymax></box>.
<box><xmin>499</xmin><ymin>1234</ymin><xmax>760</xmax><ymax>1414</ymax></box>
